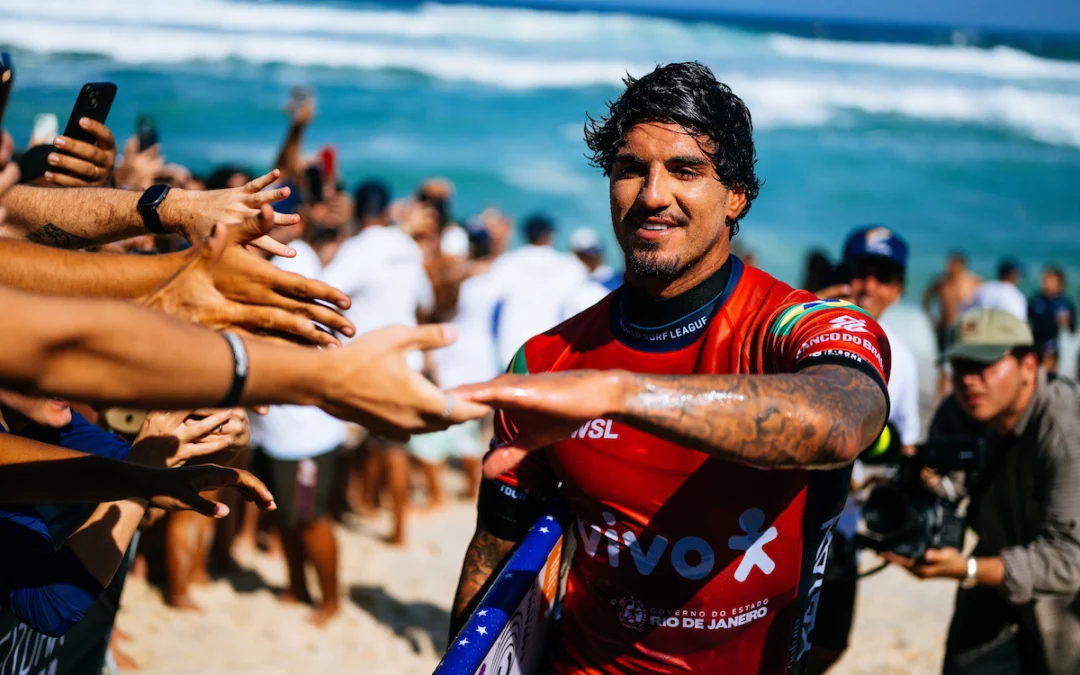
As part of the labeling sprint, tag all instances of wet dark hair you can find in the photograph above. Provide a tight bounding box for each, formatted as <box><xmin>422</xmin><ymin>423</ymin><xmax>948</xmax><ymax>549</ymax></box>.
<box><xmin>584</xmin><ymin>62</ymin><xmax>761</xmax><ymax>235</ymax></box>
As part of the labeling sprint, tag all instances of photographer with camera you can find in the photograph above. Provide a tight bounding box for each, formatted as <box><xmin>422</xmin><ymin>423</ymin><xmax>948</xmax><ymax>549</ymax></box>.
<box><xmin>886</xmin><ymin>308</ymin><xmax>1080</xmax><ymax>675</ymax></box>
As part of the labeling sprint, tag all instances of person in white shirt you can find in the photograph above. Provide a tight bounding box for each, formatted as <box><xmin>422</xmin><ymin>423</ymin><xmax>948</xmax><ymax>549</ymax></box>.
<box><xmin>810</xmin><ymin>225</ymin><xmax>922</xmax><ymax>674</ymax></box>
<box><xmin>321</xmin><ymin>181</ymin><xmax>434</xmax><ymax>546</ymax></box>
<box><xmin>968</xmin><ymin>259</ymin><xmax>1028</xmax><ymax>321</ymax></box>
<box><xmin>249</xmin><ymin>225</ymin><xmax>350</xmax><ymax>626</ymax></box>
<box><xmin>490</xmin><ymin>214</ymin><xmax>588</xmax><ymax>365</ymax></box>
<box><xmin>410</xmin><ymin>227</ymin><xmax>502</xmax><ymax>500</ymax></box>
<box><xmin>560</xmin><ymin>227</ymin><xmax>621</xmax><ymax>320</ymax></box>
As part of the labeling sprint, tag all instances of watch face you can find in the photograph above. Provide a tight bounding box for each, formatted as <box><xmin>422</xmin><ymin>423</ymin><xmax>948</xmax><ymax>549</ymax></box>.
<box><xmin>140</xmin><ymin>183</ymin><xmax>169</xmax><ymax>208</ymax></box>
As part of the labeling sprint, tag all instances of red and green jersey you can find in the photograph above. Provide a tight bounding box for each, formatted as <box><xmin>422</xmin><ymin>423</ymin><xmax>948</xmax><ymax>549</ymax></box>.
<box><xmin>483</xmin><ymin>257</ymin><xmax>891</xmax><ymax>675</ymax></box>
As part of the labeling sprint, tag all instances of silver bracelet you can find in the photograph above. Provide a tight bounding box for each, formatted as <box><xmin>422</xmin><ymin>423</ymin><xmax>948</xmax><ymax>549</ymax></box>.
<box><xmin>961</xmin><ymin>556</ymin><xmax>978</xmax><ymax>589</ymax></box>
<box><xmin>220</xmin><ymin>331</ymin><xmax>249</xmax><ymax>407</ymax></box>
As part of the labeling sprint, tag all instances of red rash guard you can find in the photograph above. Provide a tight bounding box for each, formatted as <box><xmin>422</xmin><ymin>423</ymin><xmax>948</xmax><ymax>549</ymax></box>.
<box><xmin>476</xmin><ymin>256</ymin><xmax>890</xmax><ymax>674</ymax></box>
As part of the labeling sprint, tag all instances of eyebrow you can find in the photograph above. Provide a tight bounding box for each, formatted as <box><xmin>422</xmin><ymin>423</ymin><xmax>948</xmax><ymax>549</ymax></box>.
<box><xmin>613</xmin><ymin>152</ymin><xmax>709</xmax><ymax>166</ymax></box>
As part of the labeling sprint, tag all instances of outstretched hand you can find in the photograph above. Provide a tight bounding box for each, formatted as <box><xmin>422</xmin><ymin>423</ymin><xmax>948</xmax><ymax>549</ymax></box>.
<box><xmin>164</xmin><ymin>168</ymin><xmax>299</xmax><ymax>257</ymax></box>
<box><xmin>145</xmin><ymin>464</ymin><xmax>275</xmax><ymax>518</ymax></box>
<box><xmin>140</xmin><ymin>210</ymin><xmax>343</xmax><ymax>347</ymax></box>
<box><xmin>319</xmin><ymin>323</ymin><xmax>490</xmax><ymax>439</ymax></box>
<box><xmin>213</xmin><ymin>205</ymin><xmax>354</xmax><ymax>339</ymax></box>
<box><xmin>449</xmin><ymin>370</ymin><xmax>624</xmax><ymax>478</ymax></box>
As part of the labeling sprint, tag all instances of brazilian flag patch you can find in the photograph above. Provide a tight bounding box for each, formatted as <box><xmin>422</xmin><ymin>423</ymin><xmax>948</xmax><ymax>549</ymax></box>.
<box><xmin>507</xmin><ymin>345</ymin><xmax>530</xmax><ymax>374</ymax></box>
<box><xmin>769</xmin><ymin>299</ymin><xmax>873</xmax><ymax>338</ymax></box>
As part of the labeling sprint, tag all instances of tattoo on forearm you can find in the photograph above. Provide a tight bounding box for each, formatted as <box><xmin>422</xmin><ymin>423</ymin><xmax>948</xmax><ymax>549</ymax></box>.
<box><xmin>619</xmin><ymin>364</ymin><xmax>886</xmax><ymax>469</ymax></box>
<box><xmin>26</xmin><ymin>223</ymin><xmax>97</xmax><ymax>250</ymax></box>
<box><xmin>449</xmin><ymin>528</ymin><xmax>515</xmax><ymax>642</ymax></box>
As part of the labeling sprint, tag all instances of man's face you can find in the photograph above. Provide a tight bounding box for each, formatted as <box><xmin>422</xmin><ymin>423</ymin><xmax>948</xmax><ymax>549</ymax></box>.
<box><xmin>849</xmin><ymin>257</ymin><xmax>904</xmax><ymax>320</ymax></box>
<box><xmin>1042</xmin><ymin>270</ymin><xmax>1063</xmax><ymax>296</ymax></box>
<box><xmin>0</xmin><ymin>390</ymin><xmax>72</xmax><ymax>429</ymax></box>
<box><xmin>951</xmin><ymin>353</ymin><xmax>1035</xmax><ymax>424</ymax></box>
<box><xmin>609</xmin><ymin>122</ymin><xmax>746</xmax><ymax>287</ymax></box>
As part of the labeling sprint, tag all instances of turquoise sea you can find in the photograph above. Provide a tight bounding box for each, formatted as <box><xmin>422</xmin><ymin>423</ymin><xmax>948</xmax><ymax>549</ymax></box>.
<box><xmin>1</xmin><ymin>0</ymin><xmax>1079</xmax><ymax>300</ymax></box>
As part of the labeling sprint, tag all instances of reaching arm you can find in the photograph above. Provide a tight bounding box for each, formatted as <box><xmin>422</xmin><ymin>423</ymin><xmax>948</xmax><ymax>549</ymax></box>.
<box><xmin>0</xmin><ymin>170</ymin><xmax>297</xmax><ymax>255</ymax></box>
<box><xmin>459</xmin><ymin>365</ymin><xmax>888</xmax><ymax>478</ymax></box>
<box><xmin>0</xmin><ymin>285</ymin><xmax>487</xmax><ymax>435</ymax></box>
<box><xmin>613</xmin><ymin>364</ymin><xmax>888</xmax><ymax>469</ymax></box>
<box><xmin>449</xmin><ymin>527</ymin><xmax>516</xmax><ymax>641</ymax></box>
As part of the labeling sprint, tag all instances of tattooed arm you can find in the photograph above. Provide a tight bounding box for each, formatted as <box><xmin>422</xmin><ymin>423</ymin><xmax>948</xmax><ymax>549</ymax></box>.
<box><xmin>449</xmin><ymin>527</ymin><xmax>516</xmax><ymax>642</ymax></box>
<box><xmin>0</xmin><ymin>171</ymin><xmax>296</xmax><ymax>250</ymax></box>
<box><xmin>455</xmin><ymin>364</ymin><xmax>888</xmax><ymax>476</ymax></box>
<box><xmin>614</xmin><ymin>365</ymin><xmax>887</xmax><ymax>469</ymax></box>
<box><xmin>1</xmin><ymin>184</ymin><xmax>147</xmax><ymax>247</ymax></box>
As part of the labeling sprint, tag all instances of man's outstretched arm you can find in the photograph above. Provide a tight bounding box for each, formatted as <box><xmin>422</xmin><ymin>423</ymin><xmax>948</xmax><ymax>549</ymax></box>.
<box><xmin>615</xmin><ymin>364</ymin><xmax>886</xmax><ymax>468</ymax></box>
<box><xmin>454</xmin><ymin>364</ymin><xmax>887</xmax><ymax>476</ymax></box>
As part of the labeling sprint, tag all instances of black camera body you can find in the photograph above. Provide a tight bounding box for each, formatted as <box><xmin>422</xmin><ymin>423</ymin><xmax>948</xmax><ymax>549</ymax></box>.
<box><xmin>856</xmin><ymin>435</ymin><xmax>988</xmax><ymax>560</ymax></box>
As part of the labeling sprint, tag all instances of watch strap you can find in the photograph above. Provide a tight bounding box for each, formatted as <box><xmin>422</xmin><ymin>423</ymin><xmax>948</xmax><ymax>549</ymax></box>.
<box><xmin>138</xmin><ymin>185</ymin><xmax>170</xmax><ymax>235</ymax></box>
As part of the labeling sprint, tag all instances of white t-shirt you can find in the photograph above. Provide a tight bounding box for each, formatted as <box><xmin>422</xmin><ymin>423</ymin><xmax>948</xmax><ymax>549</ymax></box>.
<box><xmin>881</xmin><ymin>322</ymin><xmax>921</xmax><ymax>446</ymax></box>
<box><xmin>561</xmin><ymin>279</ymin><xmax>611</xmax><ymax>321</ymax></box>
<box><xmin>1057</xmin><ymin>329</ymin><xmax>1080</xmax><ymax>382</ymax></box>
<box><xmin>322</xmin><ymin>225</ymin><xmax>434</xmax><ymax>369</ymax></box>
<box><xmin>433</xmin><ymin>271</ymin><xmax>502</xmax><ymax>390</ymax></box>
<box><xmin>969</xmin><ymin>281</ymin><xmax>1028</xmax><ymax>320</ymax></box>
<box><xmin>489</xmin><ymin>245</ymin><xmax>588</xmax><ymax>365</ymax></box>
<box><xmin>249</xmin><ymin>240</ymin><xmax>348</xmax><ymax>460</ymax></box>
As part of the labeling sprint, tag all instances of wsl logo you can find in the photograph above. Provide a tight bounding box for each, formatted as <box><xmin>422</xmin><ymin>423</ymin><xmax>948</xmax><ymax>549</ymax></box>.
<box><xmin>570</xmin><ymin>418</ymin><xmax>619</xmax><ymax>440</ymax></box>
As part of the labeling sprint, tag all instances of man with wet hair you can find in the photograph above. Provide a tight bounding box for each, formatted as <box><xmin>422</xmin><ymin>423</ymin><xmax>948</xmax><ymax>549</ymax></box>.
<box><xmin>449</xmin><ymin>62</ymin><xmax>891</xmax><ymax>675</ymax></box>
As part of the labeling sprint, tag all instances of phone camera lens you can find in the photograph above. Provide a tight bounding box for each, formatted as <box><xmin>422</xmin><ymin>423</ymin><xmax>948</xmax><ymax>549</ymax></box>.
<box><xmin>89</xmin><ymin>93</ymin><xmax>98</xmax><ymax>108</ymax></box>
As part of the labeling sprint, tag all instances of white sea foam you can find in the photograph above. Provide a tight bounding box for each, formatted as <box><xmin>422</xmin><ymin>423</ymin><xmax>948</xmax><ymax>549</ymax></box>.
<box><xmin>0</xmin><ymin>18</ymin><xmax>647</xmax><ymax>89</ymax></box>
<box><xmin>3</xmin><ymin>1</ymin><xmax>1080</xmax><ymax>148</ymax></box>
<box><xmin>730</xmin><ymin>76</ymin><xmax>1080</xmax><ymax>148</ymax></box>
<box><xmin>0</xmin><ymin>0</ymin><xmax>710</xmax><ymax>45</ymax></box>
<box><xmin>770</xmin><ymin>34</ymin><xmax>1080</xmax><ymax>81</ymax></box>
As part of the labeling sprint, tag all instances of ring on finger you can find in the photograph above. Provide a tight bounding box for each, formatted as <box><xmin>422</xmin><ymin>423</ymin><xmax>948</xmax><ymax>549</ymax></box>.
<box><xmin>439</xmin><ymin>396</ymin><xmax>455</xmax><ymax>422</ymax></box>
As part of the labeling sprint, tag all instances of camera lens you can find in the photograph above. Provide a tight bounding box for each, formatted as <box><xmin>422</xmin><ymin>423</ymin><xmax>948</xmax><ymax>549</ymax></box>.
<box><xmin>89</xmin><ymin>92</ymin><xmax>98</xmax><ymax>108</ymax></box>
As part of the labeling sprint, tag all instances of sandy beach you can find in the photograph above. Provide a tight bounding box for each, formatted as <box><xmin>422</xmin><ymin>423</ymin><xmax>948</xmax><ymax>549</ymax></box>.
<box><xmin>116</xmin><ymin>495</ymin><xmax>954</xmax><ymax>675</ymax></box>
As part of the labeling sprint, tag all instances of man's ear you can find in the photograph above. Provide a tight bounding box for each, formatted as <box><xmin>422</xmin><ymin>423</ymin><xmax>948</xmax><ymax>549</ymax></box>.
<box><xmin>1021</xmin><ymin>351</ymin><xmax>1041</xmax><ymax>381</ymax></box>
<box><xmin>725</xmin><ymin>187</ymin><xmax>748</xmax><ymax>225</ymax></box>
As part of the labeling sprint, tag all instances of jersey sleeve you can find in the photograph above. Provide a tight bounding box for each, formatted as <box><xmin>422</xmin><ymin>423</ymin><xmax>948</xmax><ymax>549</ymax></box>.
<box><xmin>475</xmin><ymin>345</ymin><xmax>558</xmax><ymax>542</ymax></box>
<box><xmin>764</xmin><ymin>298</ymin><xmax>892</xmax><ymax>395</ymax></box>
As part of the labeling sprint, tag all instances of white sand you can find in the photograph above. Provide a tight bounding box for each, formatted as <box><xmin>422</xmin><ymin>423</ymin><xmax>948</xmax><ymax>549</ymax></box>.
<box><xmin>116</xmin><ymin>500</ymin><xmax>953</xmax><ymax>675</ymax></box>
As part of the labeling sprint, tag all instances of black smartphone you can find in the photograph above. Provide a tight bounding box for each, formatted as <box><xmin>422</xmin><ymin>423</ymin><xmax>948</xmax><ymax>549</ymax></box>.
<box><xmin>0</xmin><ymin>53</ymin><xmax>12</xmax><ymax>133</ymax></box>
<box><xmin>136</xmin><ymin>114</ymin><xmax>158</xmax><ymax>151</ymax></box>
<box><xmin>18</xmin><ymin>81</ymin><xmax>118</xmax><ymax>183</ymax></box>
<box><xmin>62</xmin><ymin>82</ymin><xmax>117</xmax><ymax>144</ymax></box>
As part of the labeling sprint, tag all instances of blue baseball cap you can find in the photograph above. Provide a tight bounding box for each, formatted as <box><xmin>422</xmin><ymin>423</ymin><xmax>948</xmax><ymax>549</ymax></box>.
<box><xmin>842</xmin><ymin>225</ymin><xmax>908</xmax><ymax>270</ymax></box>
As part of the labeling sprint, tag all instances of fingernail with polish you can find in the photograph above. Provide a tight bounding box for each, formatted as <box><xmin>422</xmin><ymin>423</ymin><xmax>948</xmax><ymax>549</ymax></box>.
<box><xmin>79</xmin><ymin>117</ymin><xmax>90</xmax><ymax>128</ymax></box>
<box><xmin>53</xmin><ymin>137</ymin><xmax>66</xmax><ymax>148</ymax></box>
<box><xmin>47</xmin><ymin>153</ymin><xmax>59</xmax><ymax>165</ymax></box>
<box><xmin>43</xmin><ymin>171</ymin><xmax>54</xmax><ymax>181</ymax></box>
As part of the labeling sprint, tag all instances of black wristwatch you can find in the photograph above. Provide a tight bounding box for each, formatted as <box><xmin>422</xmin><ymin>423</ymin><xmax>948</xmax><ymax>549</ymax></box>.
<box><xmin>137</xmin><ymin>184</ymin><xmax>171</xmax><ymax>235</ymax></box>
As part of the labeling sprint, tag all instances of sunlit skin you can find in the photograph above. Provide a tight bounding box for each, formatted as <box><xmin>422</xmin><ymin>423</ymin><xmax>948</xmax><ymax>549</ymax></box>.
<box><xmin>610</xmin><ymin>122</ymin><xmax>746</xmax><ymax>298</ymax></box>
<box><xmin>950</xmin><ymin>352</ymin><xmax>1038</xmax><ymax>434</ymax></box>
<box><xmin>1041</xmin><ymin>269</ymin><xmax>1064</xmax><ymax>297</ymax></box>
<box><xmin>0</xmin><ymin>390</ymin><xmax>72</xmax><ymax>431</ymax></box>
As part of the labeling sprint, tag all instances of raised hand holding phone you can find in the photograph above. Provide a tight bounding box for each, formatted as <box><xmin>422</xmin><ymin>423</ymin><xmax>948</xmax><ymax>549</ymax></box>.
<box><xmin>18</xmin><ymin>82</ymin><xmax>118</xmax><ymax>186</ymax></box>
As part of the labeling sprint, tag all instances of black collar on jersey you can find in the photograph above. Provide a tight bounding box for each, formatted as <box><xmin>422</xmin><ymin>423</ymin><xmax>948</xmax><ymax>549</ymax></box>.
<box><xmin>611</xmin><ymin>256</ymin><xmax>744</xmax><ymax>353</ymax></box>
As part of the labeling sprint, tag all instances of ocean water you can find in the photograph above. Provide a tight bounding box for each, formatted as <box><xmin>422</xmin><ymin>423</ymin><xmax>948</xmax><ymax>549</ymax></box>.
<box><xmin>1</xmin><ymin>0</ymin><xmax>1078</xmax><ymax>301</ymax></box>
